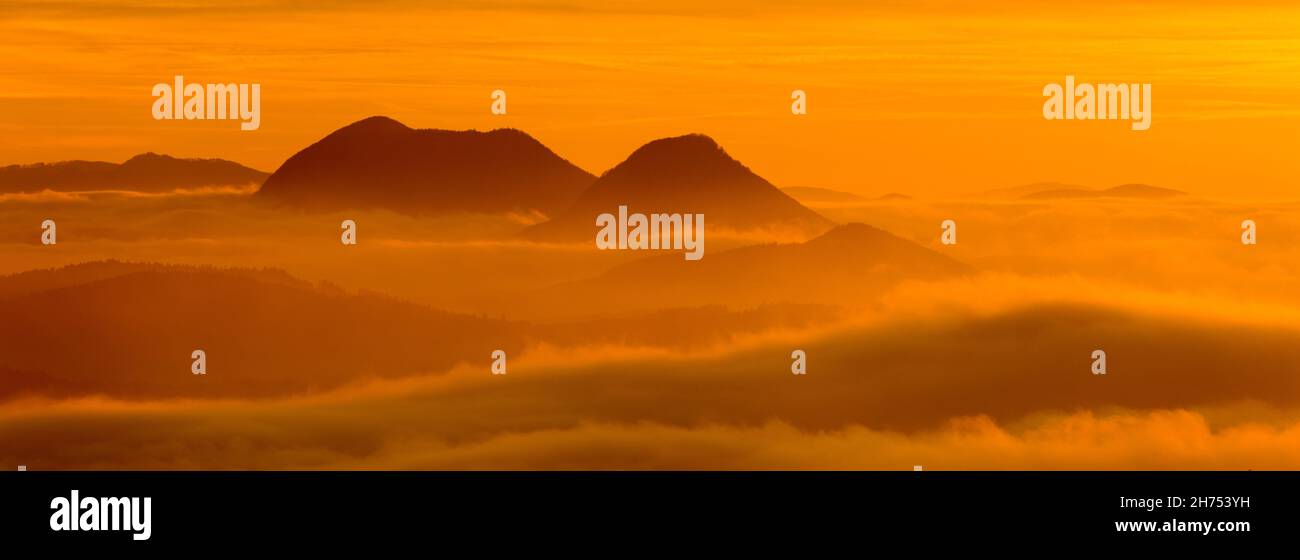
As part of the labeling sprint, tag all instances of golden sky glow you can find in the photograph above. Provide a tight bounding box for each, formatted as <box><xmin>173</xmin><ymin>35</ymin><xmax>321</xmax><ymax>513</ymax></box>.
<box><xmin>2</xmin><ymin>0</ymin><xmax>1298</xmax><ymax>198</ymax></box>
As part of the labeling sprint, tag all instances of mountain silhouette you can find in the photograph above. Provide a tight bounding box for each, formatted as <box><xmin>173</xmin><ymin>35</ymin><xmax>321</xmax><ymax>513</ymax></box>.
<box><xmin>0</xmin><ymin>152</ymin><xmax>266</xmax><ymax>193</ymax></box>
<box><xmin>1022</xmin><ymin>183</ymin><xmax>1185</xmax><ymax>200</ymax></box>
<box><xmin>525</xmin><ymin>134</ymin><xmax>831</xmax><ymax>240</ymax></box>
<box><xmin>255</xmin><ymin>116</ymin><xmax>595</xmax><ymax>215</ymax></box>
<box><xmin>507</xmin><ymin>222</ymin><xmax>970</xmax><ymax>317</ymax></box>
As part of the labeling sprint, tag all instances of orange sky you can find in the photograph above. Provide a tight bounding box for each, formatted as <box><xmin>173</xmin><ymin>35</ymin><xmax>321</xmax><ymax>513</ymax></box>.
<box><xmin>1</xmin><ymin>0</ymin><xmax>1298</xmax><ymax>198</ymax></box>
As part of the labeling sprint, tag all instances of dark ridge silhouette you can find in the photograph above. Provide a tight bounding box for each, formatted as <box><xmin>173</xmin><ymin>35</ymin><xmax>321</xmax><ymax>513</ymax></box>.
<box><xmin>0</xmin><ymin>262</ymin><xmax>526</xmax><ymax>399</ymax></box>
<box><xmin>781</xmin><ymin>186</ymin><xmax>866</xmax><ymax>203</ymax></box>
<box><xmin>0</xmin><ymin>260</ymin><xmax>309</xmax><ymax>302</ymax></box>
<box><xmin>0</xmin><ymin>152</ymin><xmax>267</xmax><ymax>193</ymax></box>
<box><xmin>0</xmin><ymin>262</ymin><xmax>847</xmax><ymax>400</ymax></box>
<box><xmin>409</xmin><ymin>303</ymin><xmax>1300</xmax><ymax>433</ymax></box>
<box><xmin>1022</xmin><ymin>183</ymin><xmax>1186</xmax><ymax>200</ymax></box>
<box><xmin>876</xmin><ymin>192</ymin><xmax>912</xmax><ymax>201</ymax></box>
<box><xmin>508</xmin><ymin>222</ymin><xmax>970</xmax><ymax>317</ymax></box>
<box><xmin>525</xmin><ymin>134</ymin><xmax>832</xmax><ymax>240</ymax></box>
<box><xmin>255</xmin><ymin>116</ymin><xmax>595</xmax><ymax>215</ymax></box>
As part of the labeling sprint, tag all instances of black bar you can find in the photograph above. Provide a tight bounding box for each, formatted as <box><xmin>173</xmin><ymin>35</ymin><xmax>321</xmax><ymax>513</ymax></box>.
<box><xmin>3</xmin><ymin>471</ymin><xmax>1284</xmax><ymax>549</ymax></box>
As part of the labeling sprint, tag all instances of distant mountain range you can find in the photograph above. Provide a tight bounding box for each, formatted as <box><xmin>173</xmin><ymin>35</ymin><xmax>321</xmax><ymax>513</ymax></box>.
<box><xmin>254</xmin><ymin>116</ymin><xmax>595</xmax><ymax>215</ymax></box>
<box><xmin>0</xmin><ymin>152</ymin><xmax>266</xmax><ymax>193</ymax></box>
<box><xmin>526</xmin><ymin>134</ymin><xmax>831</xmax><ymax>239</ymax></box>
<box><xmin>983</xmin><ymin>181</ymin><xmax>1085</xmax><ymax>199</ymax></box>
<box><xmin>5</xmin><ymin>120</ymin><xmax>830</xmax><ymax>232</ymax></box>
<box><xmin>1020</xmin><ymin>183</ymin><xmax>1185</xmax><ymax>200</ymax></box>
<box><xmin>986</xmin><ymin>181</ymin><xmax>1186</xmax><ymax>200</ymax></box>
<box><xmin>4</xmin><ymin>118</ymin><xmax>1185</xmax><ymax>236</ymax></box>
